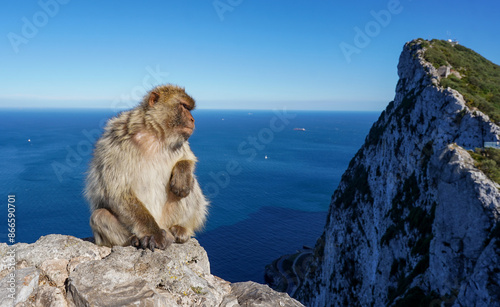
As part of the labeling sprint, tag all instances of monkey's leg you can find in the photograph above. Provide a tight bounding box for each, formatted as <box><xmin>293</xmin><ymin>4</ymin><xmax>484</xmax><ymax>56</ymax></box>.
<box><xmin>169</xmin><ymin>225</ymin><xmax>191</xmax><ymax>243</ymax></box>
<box><xmin>119</xmin><ymin>194</ymin><xmax>175</xmax><ymax>251</ymax></box>
<box><xmin>90</xmin><ymin>208</ymin><xmax>131</xmax><ymax>247</ymax></box>
<box><xmin>169</xmin><ymin>160</ymin><xmax>195</xmax><ymax>198</ymax></box>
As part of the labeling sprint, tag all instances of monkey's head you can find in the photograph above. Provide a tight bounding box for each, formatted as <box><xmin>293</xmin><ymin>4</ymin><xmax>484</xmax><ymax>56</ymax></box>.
<box><xmin>141</xmin><ymin>84</ymin><xmax>196</xmax><ymax>144</ymax></box>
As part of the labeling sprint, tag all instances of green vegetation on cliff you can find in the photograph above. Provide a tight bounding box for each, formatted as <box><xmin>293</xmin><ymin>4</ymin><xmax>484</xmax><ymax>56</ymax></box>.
<box><xmin>421</xmin><ymin>39</ymin><xmax>500</xmax><ymax>123</ymax></box>
<box><xmin>469</xmin><ymin>147</ymin><xmax>500</xmax><ymax>185</ymax></box>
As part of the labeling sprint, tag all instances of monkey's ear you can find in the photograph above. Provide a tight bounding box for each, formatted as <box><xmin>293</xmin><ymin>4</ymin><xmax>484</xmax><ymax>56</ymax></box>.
<box><xmin>148</xmin><ymin>92</ymin><xmax>160</xmax><ymax>107</ymax></box>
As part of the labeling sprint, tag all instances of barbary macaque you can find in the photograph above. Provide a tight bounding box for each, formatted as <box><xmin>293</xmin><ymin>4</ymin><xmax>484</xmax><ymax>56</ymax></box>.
<box><xmin>85</xmin><ymin>84</ymin><xmax>208</xmax><ymax>251</ymax></box>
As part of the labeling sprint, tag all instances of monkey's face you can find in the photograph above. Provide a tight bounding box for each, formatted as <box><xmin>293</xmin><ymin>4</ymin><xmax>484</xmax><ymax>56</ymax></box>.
<box><xmin>145</xmin><ymin>85</ymin><xmax>197</xmax><ymax>143</ymax></box>
<box><xmin>174</xmin><ymin>100</ymin><xmax>195</xmax><ymax>140</ymax></box>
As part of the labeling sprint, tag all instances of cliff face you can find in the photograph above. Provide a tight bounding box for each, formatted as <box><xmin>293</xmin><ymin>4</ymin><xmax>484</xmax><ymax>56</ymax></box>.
<box><xmin>0</xmin><ymin>235</ymin><xmax>304</xmax><ymax>307</ymax></box>
<box><xmin>294</xmin><ymin>40</ymin><xmax>500</xmax><ymax>306</ymax></box>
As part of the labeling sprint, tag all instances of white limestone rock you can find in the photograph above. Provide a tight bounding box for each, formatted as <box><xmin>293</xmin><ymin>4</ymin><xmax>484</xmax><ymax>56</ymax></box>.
<box><xmin>0</xmin><ymin>235</ymin><xmax>303</xmax><ymax>306</ymax></box>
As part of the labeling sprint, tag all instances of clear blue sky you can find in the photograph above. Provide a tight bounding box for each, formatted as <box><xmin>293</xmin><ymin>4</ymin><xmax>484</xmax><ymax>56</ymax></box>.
<box><xmin>1</xmin><ymin>0</ymin><xmax>499</xmax><ymax>111</ymax></box>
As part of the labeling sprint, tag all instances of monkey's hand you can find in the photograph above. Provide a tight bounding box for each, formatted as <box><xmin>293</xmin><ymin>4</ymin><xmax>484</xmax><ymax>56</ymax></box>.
<box><xmin>130</xmin><ymin>229</ymin><xmax>174</xmax><ymax>252</ymax></box>
<box><xmin>169</xmin><ymin>160</ymin><xmax>195</xmax><ymax>198</ymax></box>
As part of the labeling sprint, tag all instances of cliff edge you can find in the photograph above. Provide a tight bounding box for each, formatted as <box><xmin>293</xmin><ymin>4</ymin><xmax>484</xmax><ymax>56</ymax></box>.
<box><xmin>0</xmin><ymin>235</ymin><xmax>304</xmax><ymax>307</ymax></box>
<box><xmin>269</xmin><ymin>39</ymin><xmax>500</xmax><ymax>306</ymax></box>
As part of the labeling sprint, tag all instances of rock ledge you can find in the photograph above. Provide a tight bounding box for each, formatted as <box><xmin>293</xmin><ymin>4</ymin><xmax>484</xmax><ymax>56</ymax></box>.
<box><xmin>0</xmin><ymin>234</ymin><xmax>303</xmax><ymax>307</ymax></box>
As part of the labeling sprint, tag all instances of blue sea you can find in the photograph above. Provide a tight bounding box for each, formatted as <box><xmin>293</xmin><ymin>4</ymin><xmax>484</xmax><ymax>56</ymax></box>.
<box><xmin>0</xmin><ymin>109</ymin><xmax>378</xmax><ymax>283</ymax></box>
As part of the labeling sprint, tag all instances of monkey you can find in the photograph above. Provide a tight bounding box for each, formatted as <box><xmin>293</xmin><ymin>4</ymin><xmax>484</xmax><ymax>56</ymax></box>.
<box><xmin>85</xmin><ymin>84</ymin><xmax>208</xmax><ymax>251</ymax></box>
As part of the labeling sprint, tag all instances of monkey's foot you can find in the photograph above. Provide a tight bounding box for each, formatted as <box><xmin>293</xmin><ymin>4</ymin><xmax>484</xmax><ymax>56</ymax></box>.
<box><xmin>130</xmin><ymin>229</ymin><xmax>174</xmax><ymax>251</ymax></box>
<box><xmin>169</xmin><ymin>225</ymin><xmax>190</xmax><ymax>244</ymax></box>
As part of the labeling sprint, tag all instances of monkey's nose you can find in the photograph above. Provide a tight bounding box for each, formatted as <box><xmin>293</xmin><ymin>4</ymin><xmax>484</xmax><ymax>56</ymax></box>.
<box><xmin>186</xmin><ymin>118</ymin><xmax>195</xmax><ymax>129</ymax></box>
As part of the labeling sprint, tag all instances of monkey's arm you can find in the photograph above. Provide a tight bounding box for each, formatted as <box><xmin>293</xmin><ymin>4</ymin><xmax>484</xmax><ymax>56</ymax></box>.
<box><xmin>169</xmin><ymin>160</ymin><xmax>195</xmax><ymax>198</ymax></box>
<box><xmin>118</xmin><ymin>193</ymin><xmax>174</xmax><ymax>250</ymax></box>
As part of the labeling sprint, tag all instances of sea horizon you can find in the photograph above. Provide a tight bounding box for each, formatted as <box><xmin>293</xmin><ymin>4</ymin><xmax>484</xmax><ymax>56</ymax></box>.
<box><xmin>0</xmin><ymin>106</ymin><xmax>383</xmax><ymax>113</ymax></box>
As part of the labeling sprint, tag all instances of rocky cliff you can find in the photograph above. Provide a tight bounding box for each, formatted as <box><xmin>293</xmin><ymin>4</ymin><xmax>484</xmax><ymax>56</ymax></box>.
<box><xmin>0</xmin><ymin>235</ymin><xmax>304</xmax><ymax>307</ymax></box>
<box><xmin>274</xmin><ymin>40</ymin><xmax>500</xmax><ymax>306</ymax></box>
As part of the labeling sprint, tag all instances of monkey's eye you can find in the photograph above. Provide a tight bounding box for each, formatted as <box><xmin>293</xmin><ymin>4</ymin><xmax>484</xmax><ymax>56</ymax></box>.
<box><xmin>181</xmin><ymin>103</ymin><xmax>190</xmax><ymax>110</ymax></box>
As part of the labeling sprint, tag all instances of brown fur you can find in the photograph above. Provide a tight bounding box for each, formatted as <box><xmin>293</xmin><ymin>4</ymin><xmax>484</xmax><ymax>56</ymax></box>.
<box><xmin>85</xmin><ymin>84</ymin><xmax>208</xmax><ymax>251</ymax></box>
